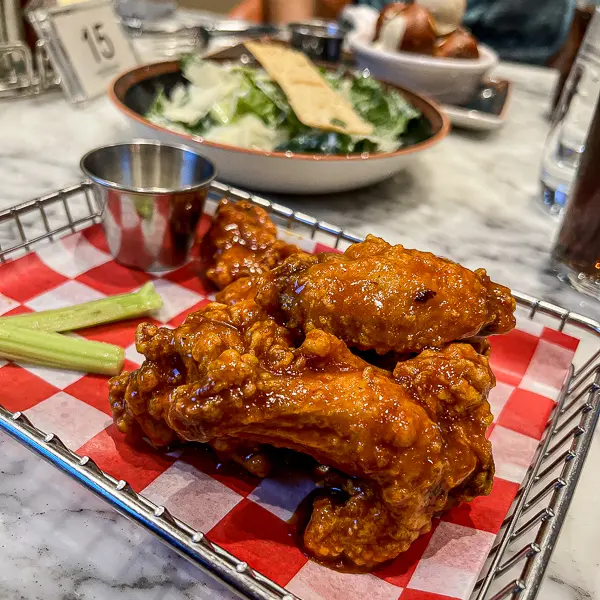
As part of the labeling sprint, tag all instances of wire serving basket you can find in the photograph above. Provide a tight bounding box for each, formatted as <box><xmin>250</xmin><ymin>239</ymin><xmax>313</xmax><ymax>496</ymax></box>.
<box><xmin>0</xmin><ymin>181</ymin><xmax>599</xmax><ymax>600</ymax></box>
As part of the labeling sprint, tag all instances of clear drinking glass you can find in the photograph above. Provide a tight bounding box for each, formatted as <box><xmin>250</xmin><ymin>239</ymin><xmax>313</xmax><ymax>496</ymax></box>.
<box><xmin>114</xmin><ymin>0</ymin><xmax>176</xmax><ymax>22</ymax></box>
<box><xmin>540</xmin><ymin>4</ymin><xmax>600</xmax><ymax>216</ymax></box>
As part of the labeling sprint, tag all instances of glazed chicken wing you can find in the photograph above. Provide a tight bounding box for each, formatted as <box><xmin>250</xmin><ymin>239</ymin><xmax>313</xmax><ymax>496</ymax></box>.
<box><xmin>109</xmin><ymin>299</ymin><xmax>495</xmax><ymax>569</ymax></box>
<box><xmin>256</xmin><ymin>234</ymin><xmax>516</xmax><ymax>354</ymax></box>
<box><xmin>200</xmin><ymin>198</ymin><xmax>301</xmax><ymax>289</ymax></box>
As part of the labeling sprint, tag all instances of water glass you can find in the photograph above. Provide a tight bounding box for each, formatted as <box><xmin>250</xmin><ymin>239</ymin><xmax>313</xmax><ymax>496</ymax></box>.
<box><xmin>540</xmin><ymin>6</ymin><xmax>600</xmax><ymax>216</ymax></box>
<box><xmin>114</xmin><ymin>0</ymin><xmax>176</xmax><ymax>22</ymax></box>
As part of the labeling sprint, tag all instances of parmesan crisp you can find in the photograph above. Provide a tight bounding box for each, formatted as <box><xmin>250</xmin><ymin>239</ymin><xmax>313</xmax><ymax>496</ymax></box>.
<box><xmin>245</xmin><ymin>42</ymin><xmax>374</xmax><ymax>136</ymax></box>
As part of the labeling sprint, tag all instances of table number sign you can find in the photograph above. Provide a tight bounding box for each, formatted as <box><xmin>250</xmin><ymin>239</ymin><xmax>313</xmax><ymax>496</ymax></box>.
<box><xmin>27</xmin><ymin>0</ymin><xmax>138</xmax><ymax>103</ymax></box>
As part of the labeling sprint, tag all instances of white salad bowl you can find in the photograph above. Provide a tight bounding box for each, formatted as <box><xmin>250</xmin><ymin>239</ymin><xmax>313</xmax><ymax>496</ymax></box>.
<box><xmin>109</xmin><ymin>56</ymin><xmax>449</xmax><ymax>195</ymax></box>
<box><xmin>350</xmin><ymin>31</ymin><xmax>498</xmax><ymax>106</ymax></box>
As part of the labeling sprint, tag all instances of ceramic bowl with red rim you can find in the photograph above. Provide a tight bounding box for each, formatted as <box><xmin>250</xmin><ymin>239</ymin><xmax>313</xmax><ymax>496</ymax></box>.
<box><xmin>109</xmin><ymin>46</ymin><xmax>449</xmax><ymax>195</ymax></box>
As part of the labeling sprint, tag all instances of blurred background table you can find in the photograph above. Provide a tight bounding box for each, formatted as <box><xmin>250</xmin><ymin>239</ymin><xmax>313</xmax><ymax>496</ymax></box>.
<box><xmin>0</xmin><ymin>55</ymin><xmax>599</xmax><ymax>600</ymax></box>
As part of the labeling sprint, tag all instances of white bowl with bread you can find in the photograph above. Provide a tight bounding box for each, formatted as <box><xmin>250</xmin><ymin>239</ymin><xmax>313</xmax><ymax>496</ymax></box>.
<box><xmin>348</xmin><ymin>1</ymin><xmax>498</xmax><ymax>105</ymax></box>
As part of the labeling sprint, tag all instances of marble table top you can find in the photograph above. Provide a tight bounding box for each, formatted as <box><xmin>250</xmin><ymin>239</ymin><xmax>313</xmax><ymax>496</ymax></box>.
<box><xmin>0</xmin><ymin>59</ymin><xmax>599</xmax><ymax>600</ymax></box>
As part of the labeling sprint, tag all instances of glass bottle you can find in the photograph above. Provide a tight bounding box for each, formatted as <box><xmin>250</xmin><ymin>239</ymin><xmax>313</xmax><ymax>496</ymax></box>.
<box><xmin>551</xmin><ymin>0</ymin><xmax>598</xmax><ymax>111</ymax></box>
<box><xmin>551</xmin><ymin>80</ymin><xmax>600</xmax><ymax>298</ymax></box>
<box><xmin>540</xmin><ymin>5</ymin><xmax>600</xmax><ymax>216</ymax></box>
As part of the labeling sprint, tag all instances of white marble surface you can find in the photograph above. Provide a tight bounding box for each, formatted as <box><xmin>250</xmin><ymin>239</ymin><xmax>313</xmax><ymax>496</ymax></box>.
<box><xmin>1</xmin><ymin>60</ymin><xmax>600</xmax><ymax>600</ymax></box>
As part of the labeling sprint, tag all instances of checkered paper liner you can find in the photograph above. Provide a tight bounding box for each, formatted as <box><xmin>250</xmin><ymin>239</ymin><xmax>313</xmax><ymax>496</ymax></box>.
<box><xmin>0</xmin><ymin>219</ymin><xmax>581</xmax><ymax>600</ymax></box>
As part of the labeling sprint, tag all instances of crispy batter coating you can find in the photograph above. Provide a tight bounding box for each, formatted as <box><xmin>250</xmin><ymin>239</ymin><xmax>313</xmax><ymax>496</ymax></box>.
<box><xmin>256</xmin><ymin>235</ymin><xmax>516</xmax><ymax>354</ymax></box>
<box><xmin>109</xmin><ymin>299</ymin><xmax>495</xmax><ymax>569</ymax></box>
<box><xmin>393</xmin><ymin>344</ymin><xmax>495</xmax><ymax>502</ymax></box>
<box><xmin>200</xmin><ymin>198</ymin><xmax>300</xmax><ymax>289</ymax></box>
<box><xmin>215</xmin><ymin>276</ymin><xmax>258</xmax><ymax>305</ymax></box>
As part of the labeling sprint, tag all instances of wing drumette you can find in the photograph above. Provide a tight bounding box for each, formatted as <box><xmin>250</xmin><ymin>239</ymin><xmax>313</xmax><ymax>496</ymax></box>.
<box><xmin>200</xmin><ymin>198</ymin><xmax>300</xmax><ymax>289</ymax></box>
<box><xmin>256</xmin><ymin>234</ymin><xmax>516</xmax><ymax>354</ymax></box>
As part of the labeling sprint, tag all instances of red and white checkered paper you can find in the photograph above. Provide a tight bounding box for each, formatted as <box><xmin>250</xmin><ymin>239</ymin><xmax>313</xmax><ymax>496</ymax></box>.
<box><xmin>0</xmin><ymin>219</ymin><xmax>580</xmax><ymax>600</ymax></box>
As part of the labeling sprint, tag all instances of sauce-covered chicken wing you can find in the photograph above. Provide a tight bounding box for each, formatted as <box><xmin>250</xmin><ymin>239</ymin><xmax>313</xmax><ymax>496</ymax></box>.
<box><xmin>256</xmin><ymin>234</ymin><xmax>516</xmax><ymax>354</ymax></box>
<box><xmin>200</xmin><ymin>198</ymin><xmax>300</xmax><ymax>289</ymax></box>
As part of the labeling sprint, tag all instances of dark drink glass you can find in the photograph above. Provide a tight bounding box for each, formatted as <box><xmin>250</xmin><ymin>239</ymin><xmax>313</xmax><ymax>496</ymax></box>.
<box><xmin>551</xmin><ymin>5</ymin><xmax>596</xmax><ymax>113</ymax></box>
<box><xmin>552</xmin><ymin>86</ymin><xmax>600</xmax><ymax>298</ymax></box>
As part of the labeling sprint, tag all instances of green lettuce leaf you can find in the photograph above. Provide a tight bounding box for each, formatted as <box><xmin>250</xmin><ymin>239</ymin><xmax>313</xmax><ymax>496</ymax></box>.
<box><xmin>146</xmin><ymin>85</ymin><xmax>166</xmax><ymax>117</ymax></box>
<box><xmin>350</xmin><ymin>74</ymin><xmax>421</xmax><ymax>139</ymax></box>
<box><xmin>276</xmin><ymin>130</ymin><xmax>378</xmax><ymax>155</ymax></box>
<box><xmin>234</xmin><ymin>70</ymin><xmax>287</xmax><ymax>127</ymax></box>
<box><xmin>319</xmin><ymin>67</ymin><xmax>345</xmax><ymax>90</ymax></box>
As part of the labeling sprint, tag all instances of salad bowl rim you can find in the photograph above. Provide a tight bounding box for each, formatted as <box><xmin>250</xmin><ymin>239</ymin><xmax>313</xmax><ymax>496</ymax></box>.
<box><xmin>109</xmin><ymin>58</ymin><xmax>450</xmax><ymax>163</ymax></box>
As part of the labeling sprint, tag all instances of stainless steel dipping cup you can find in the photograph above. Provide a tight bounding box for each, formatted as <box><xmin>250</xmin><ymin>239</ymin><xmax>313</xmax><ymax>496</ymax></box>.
<box><xmin>81</xmin><ymin>141</ymin><xmax>216</xmax><ymax>271</ymax></box>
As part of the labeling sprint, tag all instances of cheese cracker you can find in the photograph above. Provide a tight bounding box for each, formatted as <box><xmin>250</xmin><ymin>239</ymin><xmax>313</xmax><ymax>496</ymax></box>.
<box><xmin>245</xmin><ymin>42</ymin><xmax>374</xmax><ymax>136</ymax></box>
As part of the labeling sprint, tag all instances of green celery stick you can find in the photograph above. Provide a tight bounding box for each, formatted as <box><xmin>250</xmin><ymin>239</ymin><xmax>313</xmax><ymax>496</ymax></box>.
<box><xmin>0</xmin><ymin>324</ymin><xmax>124</xmax><ymax>375</ymax></box>
<box><xmin>133</xmin><ymin>197</ymin><xmax>155</xmax><ymax>219</ymax></box>
<box><xmin>0</xmin><ymin>282</ymin><xmax>162</xmax><ymax>332</ymax></box>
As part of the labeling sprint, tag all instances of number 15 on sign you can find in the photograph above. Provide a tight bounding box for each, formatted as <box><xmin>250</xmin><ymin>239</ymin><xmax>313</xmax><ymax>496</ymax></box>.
<box><xmin>51</xmin><ymin>2</ymin><xmax>138</xmax><ymax>99</ymax></box>
<box><xmin>82</xmin><ymin>23</ymin><xmax>116</xmax><ymax>62</ymax></box>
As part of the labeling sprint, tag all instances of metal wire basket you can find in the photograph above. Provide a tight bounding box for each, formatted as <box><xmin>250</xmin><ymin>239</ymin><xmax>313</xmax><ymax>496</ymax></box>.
<box><xmin>0</xmin><ymin>181</ymin><xmax>599</xmax><ymax>600</ymax></box>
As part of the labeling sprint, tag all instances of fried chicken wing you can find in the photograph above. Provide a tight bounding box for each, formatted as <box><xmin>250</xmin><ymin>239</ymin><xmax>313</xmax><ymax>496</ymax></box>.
<box><xmin>393</xmin><ymin>343</ymin><xmax>495</xmax><ymax>502</ymax></box>
<box><xmin>109</xmin><ymin>298</ymin><xmax>495</xmax><ymax>569</ymax></box>
<box><xmin>302</xmin><ymin>341</ymin><xmax>495</xmax><ymax>567</ymax></box>
<box><xmin>200</xmin><ymin>198</ymin><xmax>301</xmax><ymax>289</ymax></box>
<box><xmin>256</xmin><ymin>234</ymin><xmax>516</xmax><ymax>354</ymax></box>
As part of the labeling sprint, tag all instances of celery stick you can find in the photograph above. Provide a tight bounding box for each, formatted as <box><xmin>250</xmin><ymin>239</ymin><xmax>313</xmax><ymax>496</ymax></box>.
<box><xmin>0</xmin><ymin>324</ymin><xmax>124</xmax><ymax>375</ymax></box>
<box><xmin>133</xmin><ymin>197</ymin><xmax>155</xmax><ymax>219</ymax></box>
<box><xmin>0</xmin><ymin>282</ymin><xmax>162</xmax><ymax>333</ymax></box>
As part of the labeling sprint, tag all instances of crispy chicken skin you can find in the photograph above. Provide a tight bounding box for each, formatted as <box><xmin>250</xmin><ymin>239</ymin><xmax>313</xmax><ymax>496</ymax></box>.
<box><xmin>256</xmin><ymin>234</ymin><xmax>516</xmax><ymax>354</ymax></box>
<box><xmin>304</xmin><ymin>342</ymin><xmax>494</xmax><ymax>567</ymax></box>
<box><xmin>215</xmin><ymin>276</ymin><xmax>258</xmax><ymax>305</ymax></box>
<box><xmin>200</xmin><ymin>198</ymin><xmax>300</xmax><ymax>289</ymax></box>
<box><xmin>109</xmin><ymin>298</ymin><xmax>495</xmax><ymax>569</ymax></box>
<box><xmin>393</xmin><ymin>344</ymin><xmax>495</xmax><ymax>502</ymax></box>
